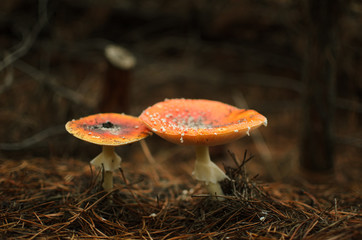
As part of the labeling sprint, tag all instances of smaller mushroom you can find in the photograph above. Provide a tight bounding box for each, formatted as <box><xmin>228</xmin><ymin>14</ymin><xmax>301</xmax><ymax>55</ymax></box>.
<box><xmin>140</xmin><ymin>99</ymin><xmax>267</xmax><ymax>199</ymax></box>
<box><xmin>65</xmin><ymin>113</ymin><xmax>151</xmax><ymax>192</ymax></box>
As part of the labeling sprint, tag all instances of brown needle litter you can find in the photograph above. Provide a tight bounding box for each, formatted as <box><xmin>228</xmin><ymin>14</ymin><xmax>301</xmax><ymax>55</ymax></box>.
<box><xmin>0</xmin><ymin>154</ymin><xmax>361</xmax><ymax>239</ymax></box>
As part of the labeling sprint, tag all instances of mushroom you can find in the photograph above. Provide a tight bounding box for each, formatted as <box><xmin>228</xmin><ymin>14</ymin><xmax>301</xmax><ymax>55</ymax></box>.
<box><xmin>139</xmin><ymin>98</ymin><xmax>267</xmax><ymax>199</ymax></box>
<box><xmin>65</xmin><ymin>113</ymin><xmax>151</xmax><ymax>192</ymax></box>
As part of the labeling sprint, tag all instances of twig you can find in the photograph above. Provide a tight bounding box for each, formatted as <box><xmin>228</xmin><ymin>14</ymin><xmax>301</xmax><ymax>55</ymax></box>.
<box><xmin>0</xmin><ymin>125</ymin><xmax>65</xmax><ymax>150</ymax></box>
<box><xmin>139</xmin><ymin>139</ymin><xmax>161</xmax><ymax>183</ymax></box>
<box><xmin>0</xmin><ymin>64</ymin><xmax>14</xmax><ymax>95</ymax></box>
<box><xmin>140</xmin><ymin>139</ymin><xmax>156</xmax><ymax>165</ymax></box>
<box><xmin>118</xmin><ymin>167</ymin><xmax>147</xmax><ymax>215</ymax></box>
<box><xmin>232</xmin><ymin>90</ymin><xmax>280</xmax><ymax>181</ymax></box>
<box><xmin>334</xmin><ymin>198</ymin><xmax>338</xmax><ymax>221</ymax></box>
<box><xmin>14</xmin><ymin>60</ymin><xmax>91</xmax><ymax>106</ymax></box>
<box><xmin>334</xmin><ymin>135</ymin><xmax>362</xmax><ymax>148</ymax></box>
<box><xmin>315</xmin><ymin>216</ymin><xmax>353</xmax><ymax>234</ymax></box>
<box><xmin>336</xmin><ymin>98</ymin><xmax>362</xmax><ymax>113</ymax></box>
<box><xmin>0</xmin><ymin>0</ymin><xmax>48</xmax><ymax>72</ymax></box>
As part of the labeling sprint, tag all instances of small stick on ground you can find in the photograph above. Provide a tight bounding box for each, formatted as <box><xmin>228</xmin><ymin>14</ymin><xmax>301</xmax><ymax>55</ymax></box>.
<box><xmin>232</xmin><ymin>90</ymin><xmax>280</xmax><ymax>181</ymax></box>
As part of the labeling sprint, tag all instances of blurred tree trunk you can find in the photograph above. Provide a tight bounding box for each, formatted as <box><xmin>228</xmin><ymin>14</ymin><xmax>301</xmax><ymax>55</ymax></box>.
<box><xmin>300</xmin><ymin>0</ymin><xmax>342</xmax><ymax>172</ymax></box>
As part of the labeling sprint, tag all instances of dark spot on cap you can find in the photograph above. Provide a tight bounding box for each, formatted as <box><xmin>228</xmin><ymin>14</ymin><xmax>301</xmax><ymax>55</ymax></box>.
<box><xmin>102</xmin><ymin>121</ymin><xmax>114</xmax><ymax>128</ymax></box>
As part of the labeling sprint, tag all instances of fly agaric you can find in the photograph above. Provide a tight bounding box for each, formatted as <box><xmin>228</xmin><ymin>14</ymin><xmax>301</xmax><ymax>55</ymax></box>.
<box><xmin>139</xmin><ymin>99</ymin><xmax>267</xmax><ymax>198</ymax></box>
<box><xmin>65</xmin><ymin>113</ymin><xmax>151</xmax><ymax>192</ymax></box>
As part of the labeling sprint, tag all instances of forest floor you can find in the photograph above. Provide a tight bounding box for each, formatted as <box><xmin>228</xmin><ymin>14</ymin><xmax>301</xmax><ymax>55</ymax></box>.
<box><xmin>0</xmin><ymin>147</ymin><xmax>361</xmax><ymax>239</ymax></box>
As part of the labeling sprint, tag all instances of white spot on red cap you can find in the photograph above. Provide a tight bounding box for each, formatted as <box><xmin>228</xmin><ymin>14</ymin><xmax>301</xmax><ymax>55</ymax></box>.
<box><xmin>246</xmin><ymin>127</ymin><xmax>250</xmax><ymax>136</ymax></box>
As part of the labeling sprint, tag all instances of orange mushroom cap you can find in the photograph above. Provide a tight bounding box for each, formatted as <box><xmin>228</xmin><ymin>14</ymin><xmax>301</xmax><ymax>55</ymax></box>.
<box><xmin>66</xmin><ymin>113</ymin><xmax>151</xmax><ymax>146</ymax></box>
<box><xmin>139</xmin><ymin>99</ymin><xmax>267</xmax><ymax>146</ymax></box>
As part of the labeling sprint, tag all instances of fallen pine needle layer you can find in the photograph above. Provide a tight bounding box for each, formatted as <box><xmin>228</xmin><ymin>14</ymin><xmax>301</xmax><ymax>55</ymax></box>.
<box><xmin>0</xmin><ymin>154</ymin><xmax>361</xmax><ymax>240</ymax></box>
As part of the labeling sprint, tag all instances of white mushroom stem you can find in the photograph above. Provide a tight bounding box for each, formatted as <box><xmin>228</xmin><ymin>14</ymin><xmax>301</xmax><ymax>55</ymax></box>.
<box><xmin>102</xmin><ymin>171</ymin><xmax>114</xmax><ymax>192</ymax></box>
<box><xmin>192</xmin><ymin>145</ymin><xmax>229</xmax><ymax>198</ymax></box>
<box><xmin>90</xmin><ymin>145</ymin><xmax>122</xmax><ymax>192</ymax></box>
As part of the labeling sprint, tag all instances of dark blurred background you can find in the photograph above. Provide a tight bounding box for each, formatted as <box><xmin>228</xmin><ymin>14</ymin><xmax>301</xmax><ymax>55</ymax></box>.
<box><xmin>0</xmin><ymin>0</ymin><xmax>361</xmax><ymax>185</ymax></box>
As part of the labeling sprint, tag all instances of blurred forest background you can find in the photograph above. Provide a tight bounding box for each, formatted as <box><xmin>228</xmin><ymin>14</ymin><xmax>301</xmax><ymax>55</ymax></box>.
<box><xmin>0</xmin><ymin>0</ymin><xmax>361</xmax><ymax>186</ymax></box>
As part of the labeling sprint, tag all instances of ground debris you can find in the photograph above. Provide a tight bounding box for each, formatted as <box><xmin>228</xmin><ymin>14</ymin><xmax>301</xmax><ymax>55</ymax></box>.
<box><xmin>0</xmin><ymin>155</ymin><xmax>361</xmax><ymax>239</ymax></box>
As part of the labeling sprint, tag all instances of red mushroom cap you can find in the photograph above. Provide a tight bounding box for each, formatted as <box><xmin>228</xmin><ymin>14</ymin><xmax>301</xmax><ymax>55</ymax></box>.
<box><xmin>66</xmin><ymin>113</ymin><xmax>151</xmax><ymax>146</ymax></box>
<box><xmin>139</xmin><ymin>99</ymin><xmax>267</xmax><ymax>146</ymax></box>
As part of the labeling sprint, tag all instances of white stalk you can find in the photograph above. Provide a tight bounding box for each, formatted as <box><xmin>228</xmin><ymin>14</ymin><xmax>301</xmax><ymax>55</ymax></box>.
<box><xmin>102</xmin><ymin>171</ymin><xmax>113</xmax><ymax>192</ymax></box>
<box><xmin>90</xmin><ymin>145</ymin><xmax>121</xmax><ymax>192</ymax></box>
<box><xmin>192</xmin><ymin>145</ymin><xmax>229</xmax><ymax>198</ymax></box>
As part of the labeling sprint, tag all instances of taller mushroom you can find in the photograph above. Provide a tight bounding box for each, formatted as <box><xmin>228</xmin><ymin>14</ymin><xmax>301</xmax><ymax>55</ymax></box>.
<box><xmin>140</xmin><ymin>99</ymin><xmax>267</xmax><ymax>198</ymax></box>
<box><xmin>66</xmin><ymin>113</ymin><xmax>151</xmax><ymax>192</ymax></box>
